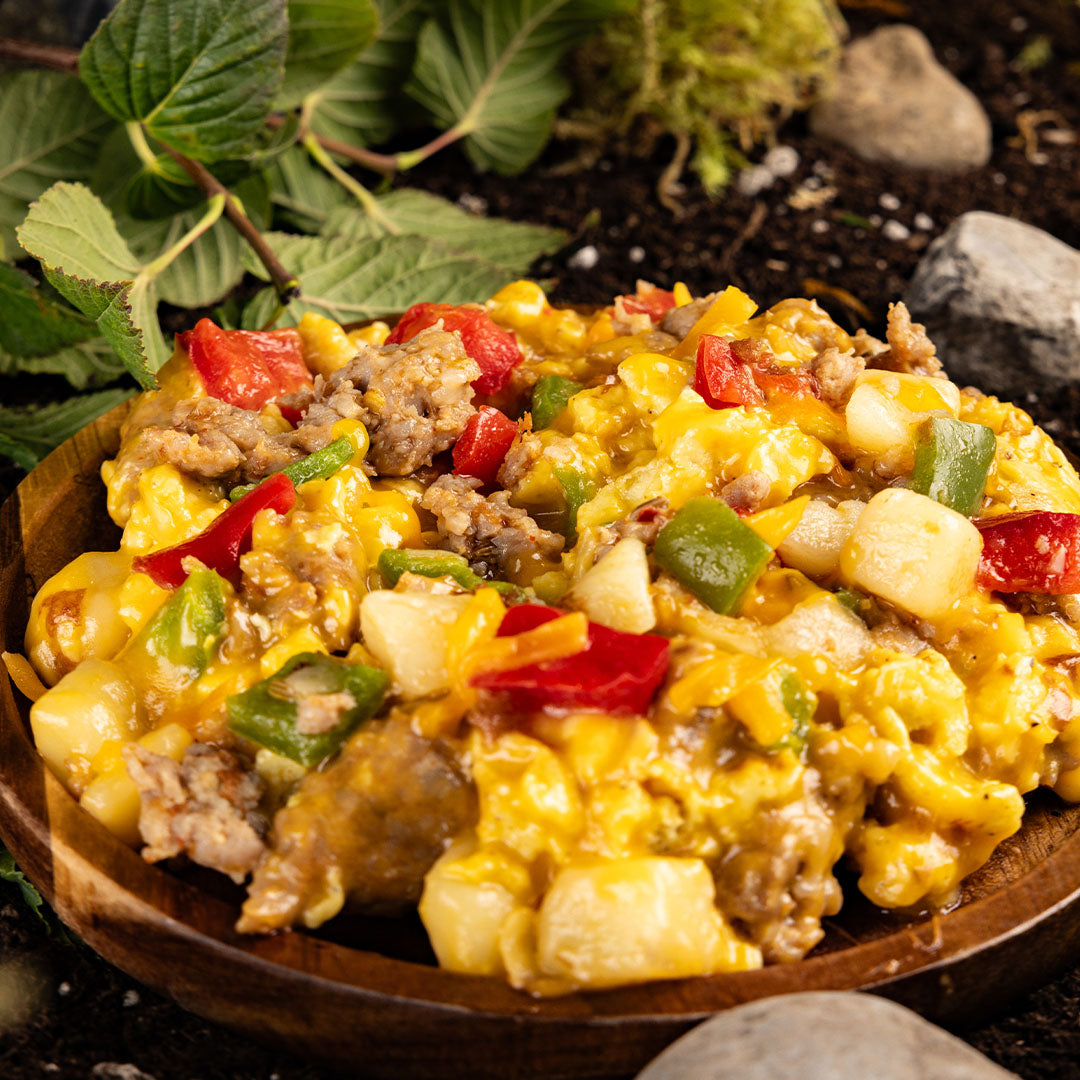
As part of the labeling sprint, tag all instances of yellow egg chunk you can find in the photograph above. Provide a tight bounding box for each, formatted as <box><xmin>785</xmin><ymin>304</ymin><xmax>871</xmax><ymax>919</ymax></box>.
<box><xmin>840</xmin><ymin>489</ymin><xmax>983</xmax><ymax>620</ymax></box>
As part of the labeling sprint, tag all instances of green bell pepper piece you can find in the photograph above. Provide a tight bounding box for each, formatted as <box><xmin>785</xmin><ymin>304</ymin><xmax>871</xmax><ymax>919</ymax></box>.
<box><xmin>531</xmin><ymin>375</ymin><xmax>583</xmax><ymax>429</ymax></box>
<box><xmin>772</xmin><ymin>669</ymin><xmax>815</xmax><ymax>756</ymax></box>
<box><xmin>227</xmin><ymin>652</ymin><xmax>389</xmax><ymax>766</ymax></box>
<box><xmin>553</xmin><ymin>465</ymin><xmax>596</xmax><ymax>545</ymax></box>
<box><xmin>910</xmin><ymin>417</ymin><xmax>996</xmax><ymax>516</ymax></box>
<box><xmin>653</xmin><ymin>497</ymin><xmax>772</xmax><ymax>614</ymax></box>
<box><xmin>378</xmin><ymin>548</ymin><xmax>478</xmax><ymax>589</ymax></box>
<box><xmin>229</xmin><ymin>435</ymin><xmax>354</xmax><ymax>501</ymax></box>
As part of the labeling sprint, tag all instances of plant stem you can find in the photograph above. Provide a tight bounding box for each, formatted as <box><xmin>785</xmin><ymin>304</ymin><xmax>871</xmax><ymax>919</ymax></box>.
<box><xmin>125</xmin><ymin>121</ymin><xmax>158</xmax><ymax>170</ymax></box>
<box><xmin>301</xmin><ymin>132</ymin><xmax>400</xmax><ymax>235</ymax></box>
<box><xmin>0</xmin><ymin>37</ymin><xmax>78</xmax><ymax>71</ymax></box>
<box><xmin>395</xmin><ymin>124</ymin><xmax>470</xmax><ymax>171</ymax></box>
<box><xmin>142</xmin><ymin>193</ymin><xmax>226</xmax><ymax>277</ymax></box>
<box><xmin>163</xmin><ymin>146</ymin><xmax>300</xmax><ymax>303</ymax></box>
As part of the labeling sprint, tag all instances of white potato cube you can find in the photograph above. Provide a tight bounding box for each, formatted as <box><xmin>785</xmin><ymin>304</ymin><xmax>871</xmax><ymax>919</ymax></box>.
<box><xmin>536</xmin><ymin>857</ymin><xmax>760</xmax><ymax>988</ymax></box>
<box><xmin>764</xmin><ymin>593</ymin><xmax>872</xmax><ymax>668</ymax></box>
<box><xmin>30</xmin><ymin>659</ymin><xmax>145</xmax><ymax>791</ymax></box>
<box><xmin>359</xmin><ymin>591</ymin><xmax>473</xmax><ymax>698</ymax></box>
<box><xmin>777</xmin><ymin>499</ymin><xmax>865</xmax><ymax>578</ymax></box>
<box><xmin>856</xmin><ymin>369</ymin><xmax>961</xmax><ymax>416</ymax></box>
<box><xmin>567</xmin><ymin>538</ymin><xmax>656</xmax><ymax>634</ymax></box>
<box><xmin>845</xmin><ymin>382</ymin><xmax>918</xmax><ymax>457</ymax></box>
<box><xmin>840</xmin><ymin>488</ymin><xmax>982</xmax><ymax>621</ymax></box>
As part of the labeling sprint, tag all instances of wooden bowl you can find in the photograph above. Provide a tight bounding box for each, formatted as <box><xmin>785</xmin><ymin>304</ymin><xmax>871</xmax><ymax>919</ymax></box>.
<box><xmin>4</xmin><ymin>403</ymin><xmax>1080</xmax><ymax>1079</ymax></box>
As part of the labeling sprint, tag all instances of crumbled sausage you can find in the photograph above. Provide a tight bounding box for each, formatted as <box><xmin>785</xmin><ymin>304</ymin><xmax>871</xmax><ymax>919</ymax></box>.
<box><xmin>613</xmin><ymin>497</ymin><xmax>673</xmax><ymax>546</ymax></box>
<box><xmin>869</xmin><ymin>302</ymin><xmax>943</xmax><ymax>377</ymax></box>
<box><xmin>123</xmin><ymin>743</ymin><xmax>267</xmax><ymax>884</ymax></box>
<box><xmin>659</xmin><ymin>294</ymin><xmax>714</xmax><ymax>340</ymax></box>
<box><xmin>721</xmin><ymin>470</ymin><xmax>772</xmax><ymax>514</ymax></box>
<box><xmin>420</xmin><ymin>474</ymin><xmax>564</xmax><ymax>572</ymax></box>
<box><xmin>811</xmin><ymin>346</ymin><xmax>866</xmax><ymax>409</ymax></box>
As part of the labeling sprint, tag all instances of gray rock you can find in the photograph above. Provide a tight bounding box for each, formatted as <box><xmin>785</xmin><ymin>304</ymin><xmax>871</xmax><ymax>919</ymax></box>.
<box><xmin>636</xmin><ymin>992</ymin><xmax>1016</xmax><ymax>1080</ymax></box>
<box><xmin>904</xmin><ymin>211</ymin><xmax>1080</xmax><ymax>398</ymax></box>
<box><xmin>810</xmin><ymin>25</ymin><xmax>991</xmax><ymax>172</ymax></box>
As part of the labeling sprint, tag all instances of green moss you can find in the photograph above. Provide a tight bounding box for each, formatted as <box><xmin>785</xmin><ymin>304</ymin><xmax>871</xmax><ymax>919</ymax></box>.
<box><xmin>575</xmin><ymin>0</ymin><xmax>846</xmax><ymax>194</ymax></box>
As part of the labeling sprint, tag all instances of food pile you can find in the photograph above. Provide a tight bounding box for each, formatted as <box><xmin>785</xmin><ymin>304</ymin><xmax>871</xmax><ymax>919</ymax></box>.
<box><xmin>20</xmin><ymin>282</ymin><xmax>1080</xmax><ymax>994</ymax></box>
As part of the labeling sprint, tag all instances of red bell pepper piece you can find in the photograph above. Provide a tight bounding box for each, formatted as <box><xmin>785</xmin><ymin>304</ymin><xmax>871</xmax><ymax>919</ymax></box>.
<box><xmin>132</xmin><ymin>473</ymin><xmax>296</xmax><ymax>589</ymax></box>
<box><xmin>453</xmin><ymin>406</ymin><xmax>518</xmax><ymax>486</ymax></box>
<box><xmin>694</xmin><ymin>334</ymin><xmax>765</xmax><ymax>408</ymax></box>
<box><xmin>385</xmin><ymin>303</ymin><xmax>523</xmax><ymax>395</ymax></box>
<box><xmin>976</xmin><ymin>512</ymin><xmax>1080</xmax><ymax>594</ymax></box>
<box><xmin>179</xmin><ymin>319</ymin><xmax>311</xmax><ymax>411</ymax></box>
<box><xmin>470</xmin><ymin>603</ymin><xmax>670</xmax><ymax>716</ymax></box>
<box><xmin>618</xmin><ymin>285</ymin><xmax>677</xmax><ymax>322</ymax></box>
<box><xmin>278</xmin><ymin>403</ymin><xmax>306</xmax><ymax>426</ymax></box>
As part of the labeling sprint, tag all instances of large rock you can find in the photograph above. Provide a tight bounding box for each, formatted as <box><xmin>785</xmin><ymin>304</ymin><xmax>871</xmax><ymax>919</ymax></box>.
<box><xmin>636</xmin><ymin>992</ymin><xmax>1016</xmax><ymax>1080</ymax></box>
<box><xmin>810</xmin><ymin>25</ymin><xmax>991</xmax><ymax>172</ymax></box>
<box><xmin>904</xmin><ymin>211</ymin><xmax>1080</xmax><ymax>399</ymax></box>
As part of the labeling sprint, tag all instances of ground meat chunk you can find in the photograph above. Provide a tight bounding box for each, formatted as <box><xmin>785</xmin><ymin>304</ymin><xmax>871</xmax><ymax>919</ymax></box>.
<box><xmin>497</xmin><ymin>428</ymin><xmax>543</xmax><ymax>490</ymax></box>
<box><xmin>868</xmin><ymin>302</ymin><xmax>944</xmax><ymax>377</ymax></box>
<box><xmin>660</xmin><ymin>294</ymin><xmax>714</xmax><ymax>340</ymax></box>
<box><xmin>123</xmin><ymin>743</ymin><xmax>267</xmax><ymax>884</ymax></box>
<box><xmin>721</xmin><ymin>470</ymin><xmax>771</xmax><ymax>513</ymax></box>
<box><xmin>612</xmin><ymin>497</ymin><xmax>672</xmax><ymax>546</ymax></box>
<box><xmin>237</xmin><ymin>715</ymin><xmax>475</xmax><ymax>932</ymax></box>
<box><xmin>287</xmin><ymin>327</ymin><xmax>480</xmax><ymax>475</ymax></box>
<box><xmin>420</xmin><ymin>474</ymin><xmax>565</xmax><ymax>573</ymax></box>
<box><xmin>811</xmin><ymin>346</ymin><xmax>865</xmax><ymax>408</ymax></box>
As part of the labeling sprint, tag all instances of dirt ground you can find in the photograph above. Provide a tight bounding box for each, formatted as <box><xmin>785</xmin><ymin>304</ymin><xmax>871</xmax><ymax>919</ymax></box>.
<box><xmin>2</xmin><ymin>0</ymin><xmax>1080</xmax><ymax>1077</ymax></box>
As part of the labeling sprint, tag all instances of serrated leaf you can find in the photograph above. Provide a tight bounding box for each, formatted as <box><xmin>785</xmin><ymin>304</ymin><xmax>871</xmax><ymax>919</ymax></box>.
<box><xmin>320</xmin><ymin>191</ymin><xmax>566</xmax><ymax>273</ymax></box>
<box><xmin>16</xmin><ymin>182</ymin><xmax>167</xmax><ymax>385</ymax></box>
<box><xmin>242</xmin><ymin>231</ymin><xmax>519</xmax><ymax>328</ymax></box>
<box><xmin>266</xmin><ymin>146</ymin><xmax>352</xmax><ymax>232</ymax></box>
<box><xmin>0</xmin><ymin>70</ymin><xmax>114</xmax><ymax>257</ymax></box>
<box><xmin>406</xmin><ymin>0</ymin><xmax>630</xmax><ymax>174</ymax></box>
<box><xmin>0</xmin><ymin>849</ymin><xmax>46</xmax><ymax>923</ymax></box>
<box><xmin>79</xmin><ymin>0</ymin><xmax>289</xmax><ymax>163</ymax></box>
<box><xmin>0</xmin><ymin>263</ymin><xmax>97</xmax><ymax>357</ymax></box>
<box><xmin>0</xmin><ymin>388</ymin><xmax>135</xmax><ymax>469</ymax></box>
<box><xmin>0</xmin><ymin>338</ymin><xmax>127</xmax><ymax>391</ymax></box>
<box><xmin>307</xmin><ymin>0</ymin><xmax>428</xmax><ymax>147</ymax></box>
<box><xmin>279</xmin><ymin>0</ymin><xmax>380</xmax><ymax>110</ymax></box>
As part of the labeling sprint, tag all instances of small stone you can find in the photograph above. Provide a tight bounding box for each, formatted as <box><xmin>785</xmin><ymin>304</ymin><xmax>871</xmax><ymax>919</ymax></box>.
<box><xmin>883</xmin><ymin>220</ymin><xmax>911</xmax><ymax>241</ymax></box>
<box><xmin>762</xmin><ymin>145</ymin><xmax>800</xmax><ymax>178</ymax></box>
<box><xmin>455</xmin><ymin>193</ymin><xmax>487</xmax><ymax>215</ymax></box>
<box><xmin>567</xmin><ymin>245</ymin><xmax>599</xmax><ymax>271</ymax></box>
<box><xmin>635</xmin><ymin>992</ymin><xmax>1016</xmax><ymax>1080</ymax></box>
<box><xmin>869</xmin><ymin>213</ymin><xmax>883</xmax><ymax>227</ymax></box>
<box><xmin>879</xmin><ymin>193</ymin><xmax>901</xmax><ymax>211</ymax></box>
<box><xmin>628</xmin><ymin>246</ymin><xmax>646</xmax><ymax>264</ymax></box>
<box><xmin>914</xmin><ymin>212</ymin><xmax>935</xmax><ymax>231</ymax></box>
<box><xmin>810</xmin><ymin>25</ymin><xmax>992</xmax><ymax>172</ymax></box>
<box><xmin>42</xmin><ymin>1065</ymin><xmax>60</xmax><ymax>1074</ymax></box>
<box><xmin>736</xmin><ymin>164</ymin><xmax>775</xmax><ymax>197</ymax></box>
<box><xmin>905</xmin><ymin>211</ymin><xmax>1080</xmax><ymax>399</ymax></box>
<box><xmin>1010</xmin><ymin>15</ymin><xmax>1028</xmax><ymax>31</ymax></box>
<box><xmin>826</xmin><ymin>254</ymin><xmax>843</xmax><ymax>269</ymax></box>
<box><xmin>57</xmin><ymin>982</ymin><xmax>70</xmax><ymax>996</ymax></box>
<box><xmin>122</xmin><ymin>989</ymin><xmax>140</xmax><ymax>1007</ymax></box>
<box><xmin>811</xmin><ymin>219</ymin><xmax>830</xmax><ymax>235</ymax></box>
<box><xmin>91</xmin><ymin>1066</ymin><xmax>157</xmax><ymax>1080</ymax></box>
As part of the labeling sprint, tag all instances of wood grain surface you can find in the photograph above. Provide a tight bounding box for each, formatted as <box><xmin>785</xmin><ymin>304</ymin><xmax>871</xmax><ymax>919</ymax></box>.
<box><xmin>3</xmin><ymin>405</ymin><xmax>1080</xmax><ymax>1079</ymax></box>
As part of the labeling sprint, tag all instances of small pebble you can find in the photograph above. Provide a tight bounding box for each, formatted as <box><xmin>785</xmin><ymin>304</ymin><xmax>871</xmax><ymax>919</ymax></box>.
<box><xmin>811</xmin><ymin>219</ymin><xmax>830</xmax><ymax>235</ymax></box>
<box><xmin>42</xmin><ymin>1065</ymin><xmax>60</xmax><ymax>1074</ymax></box>
<box><xmin>804</xmin><ymin>175</ymin><xmax>823</xmax><ymax>191</ymax></box>
<box><xmin>762</xmin><ymin>145</ymin><xmax>800</xmax><ymax>178</ymax></box>
<box><xmin>883</xmin><ymin>220</ymin><xmax>911</xmax><ymax>241</ymax></box>
<box><xmin>568</xmin><ymin>245</ymin><xmax>599</xmax><ymax>270</ymax></box>
<box><xmin>993</xmin><ymin>172</ymin><xmax>1007</xmax><ymax>186</ymax></box>
<box><xmin>876</xmin><ymin>258</ymin><xmax>889</xmax><ymax>271</ymax></box>
<box><xmin>57</xmin><ymin>982</ymin><xmax>71</xmax><ymax>997</ymax></box>
<box><xmin>812</xmin><ymin>160</ymin><xmax>834</xmax><ymax>178</ymax></box>
<box><xmin>878</xmin><ymin>193</ymin><xmax>901</xmax><ymax>211</ymax></box>
<box><xmin>736</xmin><ymin>164</ymin><xmax>775</xmax><ymax>197</ymax></box>
<box><xmin>91</xmin><ymin>1066</ymin><xmax>157</xmax><ymax>1080</ymax></box>
<box><xmin>869</xmin><ymin>213</ymin><xmax>883</xmax><ymax>227</ymax></box>
<box><xmin>455</xmin><ymin>193</ymin><xmax>487</xmax><ymax>215</ymax></box>
<box><xmin>914</xmin><ymin>212</ymin><xmax>935</xmax><ymax>231</ymax></box>
<box><xmin>1010</xmin><ymin>15</ymin><xmax>1028</xmax><ymax>31</ymax></box>
<box><xmin>123</xmin><ymin>989</ymin><xmax>140</xmax><ymax>1007</ymax></box>
<box><xmin>826</xmin><ymin>254</ymin><xmax>843</xmax><ymax>269</ymax></box>
<box><xmin>628</xmin><ymin>246</ymin><xmax>646</xmax><ymax>263</ymax></box>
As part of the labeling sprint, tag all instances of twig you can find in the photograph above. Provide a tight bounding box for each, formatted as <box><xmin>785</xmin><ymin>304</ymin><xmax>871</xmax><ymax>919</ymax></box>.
<box><xmin>163</xmin><ymin>146</ymin><xmax>300</xmax><ymax>303</ymax></box>
<box><xmin>718</xmin><ymin>200</ymin><xmax>768</xmax><ymax>274</ymax></box>
<box><xmin>0</xmin><ymin>37</ymin><xmax>79</xmax><ymax>71</ymax></box>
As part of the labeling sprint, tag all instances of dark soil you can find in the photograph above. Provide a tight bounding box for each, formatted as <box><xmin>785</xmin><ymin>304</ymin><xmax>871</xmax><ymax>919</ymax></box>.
<box><xmin>2</xmin><ymin>1</ymin><xmax>1080</xmax><ymax>1078</ymax></box>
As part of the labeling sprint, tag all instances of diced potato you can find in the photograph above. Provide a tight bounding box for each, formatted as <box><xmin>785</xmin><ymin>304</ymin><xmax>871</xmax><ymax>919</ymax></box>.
<box><xmin>30</xmin><ymin>659</ymin><xmax>146</xmax><ymax>791</ymax></box>
<box><xmin>535</xmin><ymin>857</ymin><xmax>761</xmax><ymax>987</ymax></box>
<box><xmin>845</xmin><ymin>382</ymin><xmax>918</xmax><ymax>457</ymax></box>
<box><xmin>566</xmin><ymin>538</ymin><xmax>656</xmax><ymax>634</ymax></box>
<box><xmin>776</xmin><ymin>499</ymin><xmax>865</xmax><ymax>578</ymax></box>
<box><xmin>840</xmin><ymin>488</ymin><xmax>983</xmax><ymax>620</ymax></box>
<box><xmin>25</xmin><ymin>551</ymin><xmax>133</xmax><ymax>685</ymax></box>
<box><xmin>856</xmin><ymin>369</ymin><xmax>961</xmax><ymax>416</ymax></box>
<box><xmin>360</xmin><ymin>591</ymin><xmax>473</xmax><ymax>697</ymax></box>
<box><xmin>763</xmin><ymin>593</ymin><xmax>872</xmax><ymax>668</ymax></box>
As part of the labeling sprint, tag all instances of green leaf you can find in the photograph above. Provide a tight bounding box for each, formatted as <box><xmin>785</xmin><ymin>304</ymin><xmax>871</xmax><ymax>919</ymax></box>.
<box><xmin>266</xmin><ymin>146</ymin><xmax>352</xmax><ymax>232</ymax></box>
<box><xmin>320</xmin><ymin>190</ymin><xmax>566</xmax><ymax>274</ymax></box>
<box><xmin>242</xmin><ymin>231</ymin><xmax>519</xmax><ymax>327</ymax></box>
<box><xmin>0</xmin><ymin>388</ymin><xmax>135</xmax><ymax>469</ymax></box>
<box><xmin>0</xmin><ymin>263</ymin><xmax>97</xmax><ymax>357</ymax></box>
<box><xmin>0</xmin><ymin>849</ymin><xmax>46</xmax><ymax>924</ymax></box>
<box><xmin>0</xmin><ymin>338</ymin><xmax>127</xmax><ymax>391</ymax></box>
<box><xmin>0</xmin><ymin>71</ymin><xmax>114</xmax><ymax>258</ymax></box>
<box><xmin>17</xmin><ymin>182</ymin><xmax>167</xmax><ymax>385</ymax></box>
<box><xmin>307</xmin><ymin>0</ymin><xmax>428</xmax><ymax>147</ymax></box>
<box><xmin>78</xmin><ymin>0</ymin><xmax>289</xmax><ymax>163</ymax></box>
<box><xmin>279</xmin><ymin>0</ymin><xmax>381</xmax><ymax>110</ymax></box>
<box><xmin>406</xmin><ymin>0</ymin><xmax>629</xmax><ymax>174</ymax></box>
